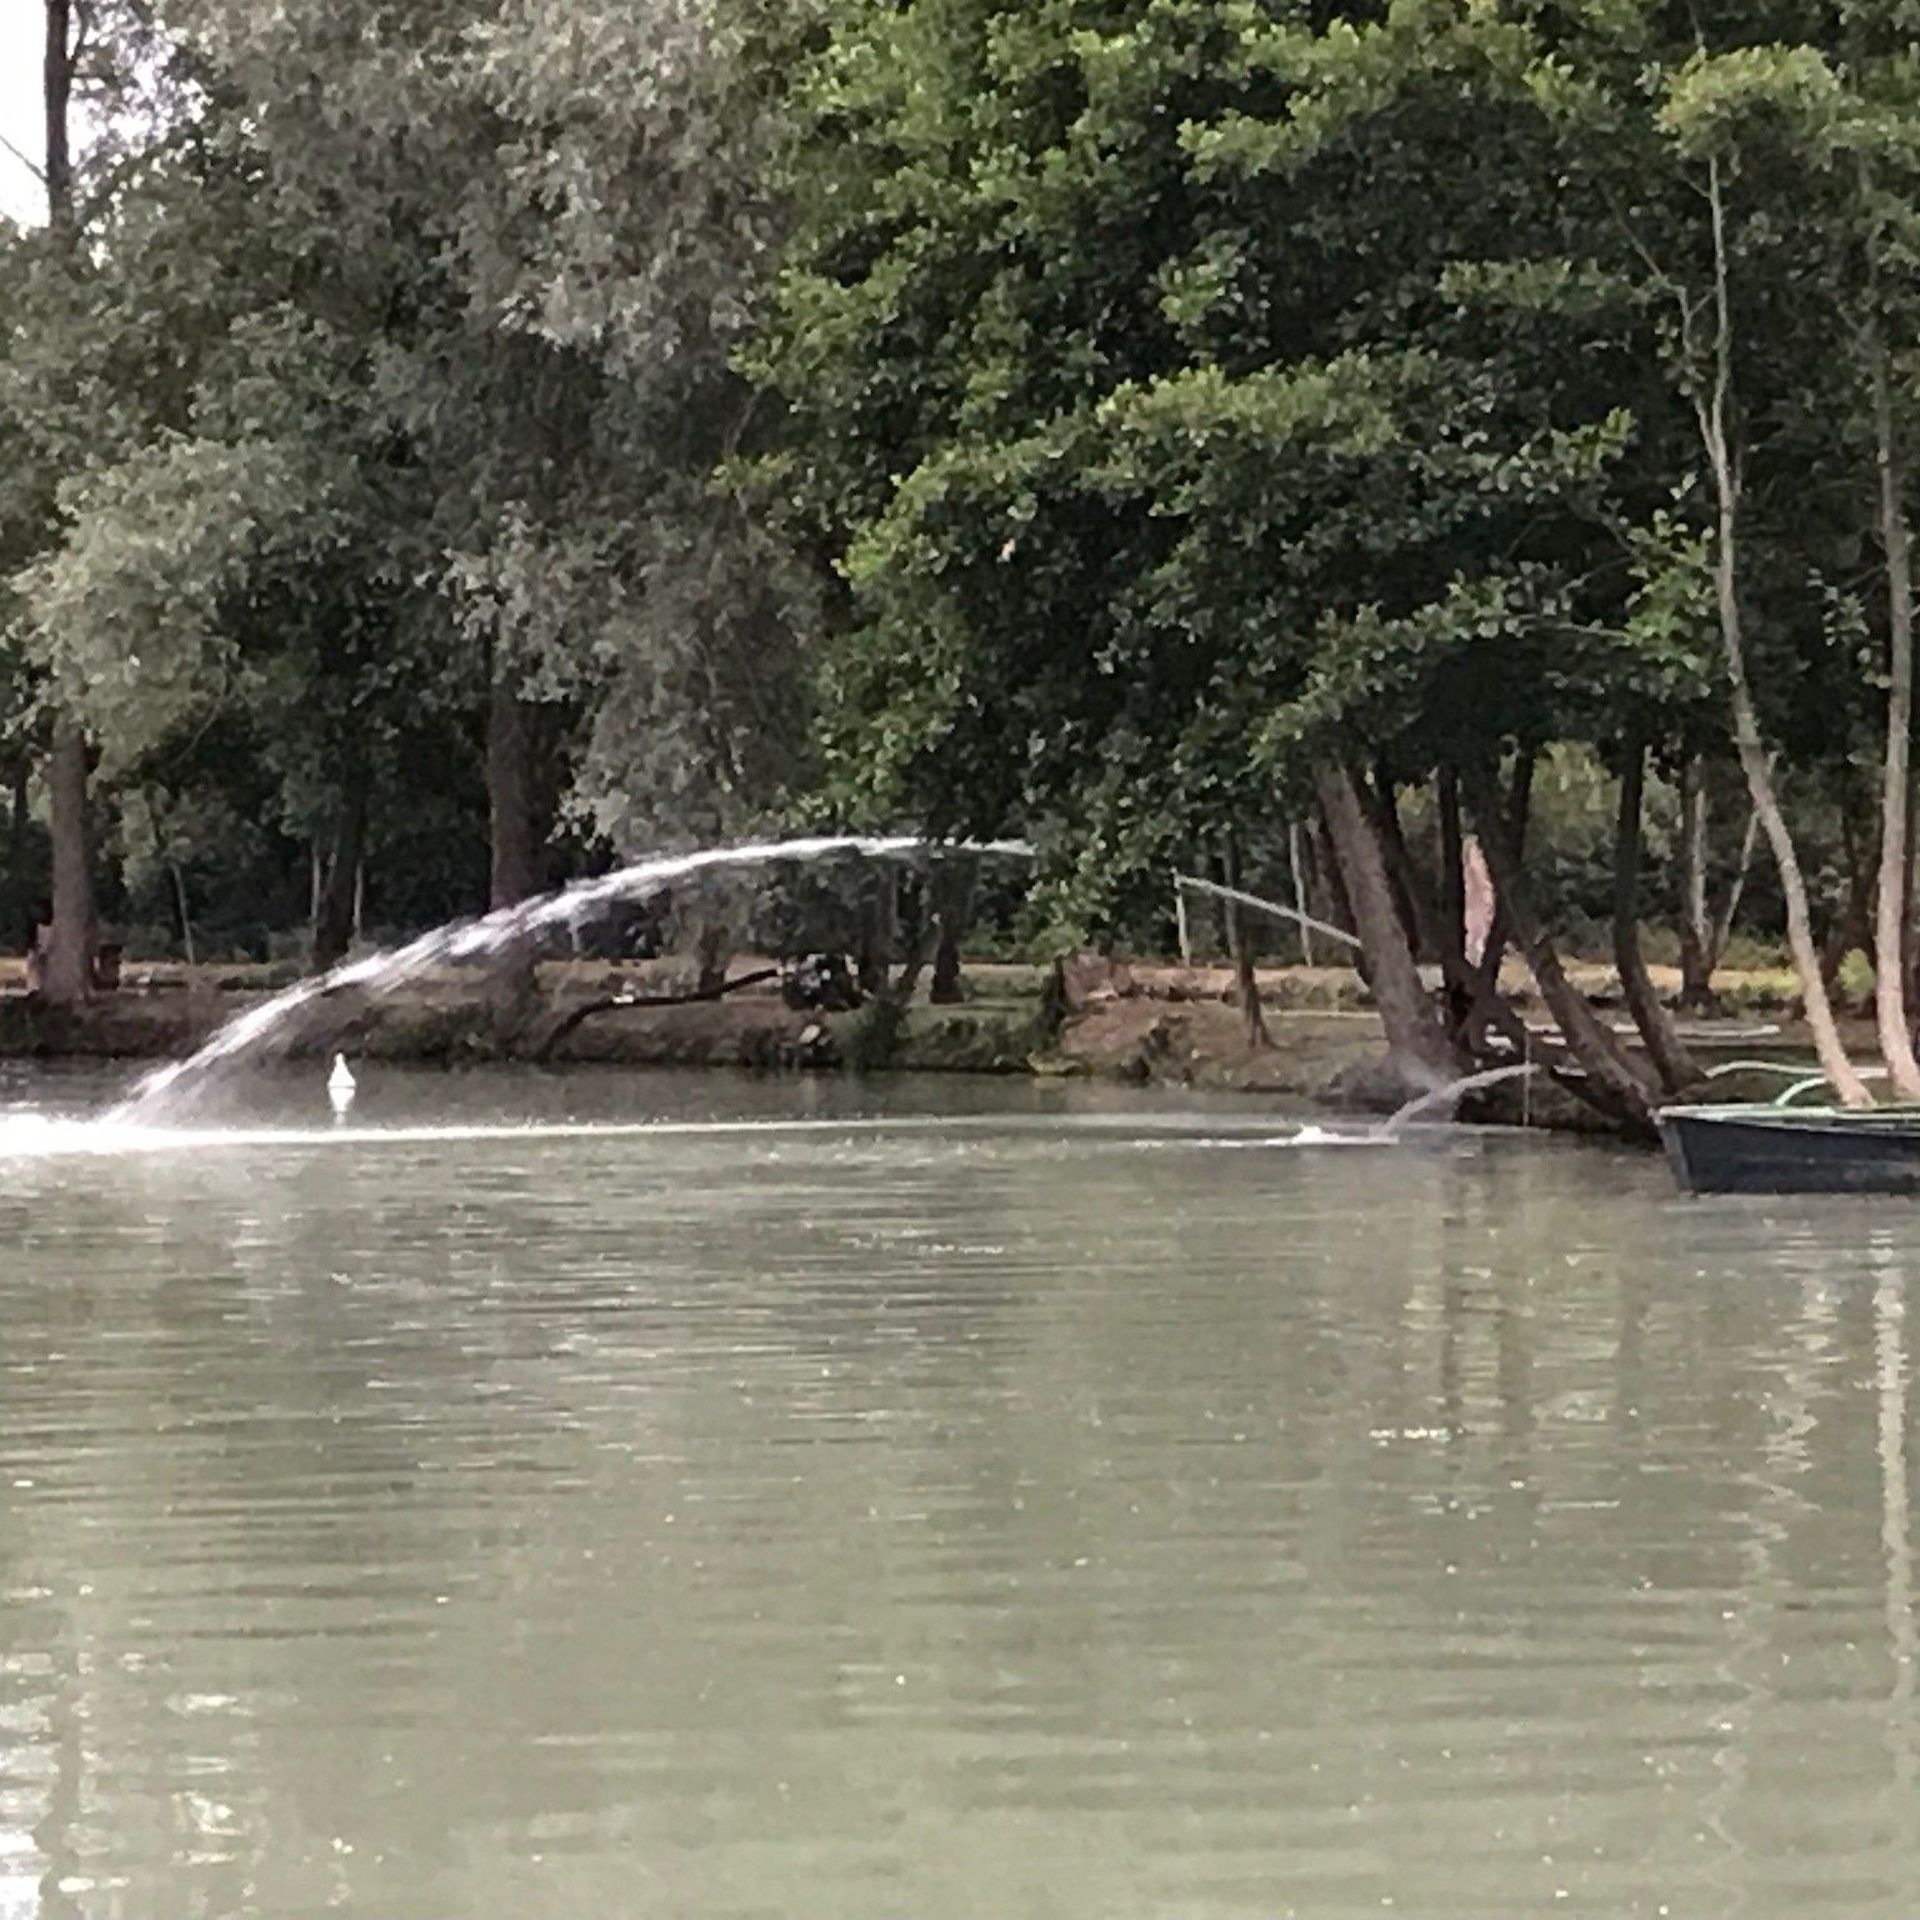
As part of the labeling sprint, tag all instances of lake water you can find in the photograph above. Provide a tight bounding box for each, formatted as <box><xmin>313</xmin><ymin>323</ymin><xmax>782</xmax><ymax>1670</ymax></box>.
<box><xmin>0</xmin><ymin>1065</ymin><xmax>1916</xmax><ymax>1918</ymax></box>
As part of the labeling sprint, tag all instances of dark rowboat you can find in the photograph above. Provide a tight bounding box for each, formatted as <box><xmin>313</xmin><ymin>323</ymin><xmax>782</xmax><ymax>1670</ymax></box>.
<box><xmin>1659</xmin><ymin>1104</ymin><xmax>1920</xmax><ymax>1196</ymax></box>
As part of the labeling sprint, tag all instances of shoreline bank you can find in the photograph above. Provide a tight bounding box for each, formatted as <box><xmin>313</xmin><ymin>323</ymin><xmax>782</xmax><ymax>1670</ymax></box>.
<box><xmin>0</xmin><ymin>956</ymin><xmax>1823</xmax><ymax>1129</ymax></box>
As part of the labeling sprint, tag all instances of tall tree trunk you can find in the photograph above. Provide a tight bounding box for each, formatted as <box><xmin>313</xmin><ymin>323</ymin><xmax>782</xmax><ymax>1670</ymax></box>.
<box><xmin>37</xmin><ymin>4</ymin><xmax>95</xmax><ymax>1009</ymax></box>
<box><xmin>1869</xmin><ymin>311</ymin><xmax>1920</xmax><ymax>1096</ymax></box>
<box><xmin>43</xmin><ymin>1</ymin><xmax>73</xmax><ymax>227</ymax></box>
<box><xmin>1613</xmin><ymin>737</ymin><xmax>1699</xmax><ymax>1096</ymax></box>
<box><xmin>1465</xmin><ymin>761</ymin><xmax>1659</xmax><ymax>1131</ymax></box>
<box><xmin>855</xmin><ymin>870</ymin><xmax>894</xmax><ymax>997</ymax></box>
<box><xmin>1315</xmin><ymin>764</ymin><xmax>1455</xmax><ymax>1080</ymax></box>
<box><xmin>6</xmin><ymin>760</ymin><xmax>28</xmax><ymax>930</ymax></box>
<box><xmin>488</xmin><ymin>676</ymin><xmax>540</xmax><ymax>911</ymax></box>
<box><xmin>929</xmin><ymin>856</ymin><xmax>975</xmax><ymax>1005</ymax></box>
<box><xmin>486</xmin><ymin>672</ymin><xmax>541</xmax><ymax>1028</ymax></box>
<box><xmin>312</xmin><ymin>771</ymin><xmax>368</xmax><ymax>972</ymax></box>
<box><xmin>1221</xmin><ymin>835</ymin><xmax>1269</xmax><ymax>1050</ymax></box>
<box><xmin>1696</xmin><ymin>154</ymin><xmax>1871</xmax><ymax>1107</ymax></box>
<box><xmin>695</xmin><ymin>920</ymin><xmax>730</xmax><ymax>997</ymax></box>
<box><xmin>40</xmin><ymin>720</ymin><xmax>94</xmax><ymax>1004</ymax></box>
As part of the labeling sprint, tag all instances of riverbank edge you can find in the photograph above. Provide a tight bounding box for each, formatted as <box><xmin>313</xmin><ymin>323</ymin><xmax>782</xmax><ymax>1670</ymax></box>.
<box><xmin>0</xmin><ymin>957</ymin><xmax>1817</xmax><ymax>1131</ymax></box>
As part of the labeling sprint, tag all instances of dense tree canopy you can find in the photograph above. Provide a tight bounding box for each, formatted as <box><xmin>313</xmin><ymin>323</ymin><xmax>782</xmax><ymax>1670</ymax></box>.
<box><xmin>7</xmin><ymin>0</ymin><xmax>1920</xmax><ymax>1122</ymax></box>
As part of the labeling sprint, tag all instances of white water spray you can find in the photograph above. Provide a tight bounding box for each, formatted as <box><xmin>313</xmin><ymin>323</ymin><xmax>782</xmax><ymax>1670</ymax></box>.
<box><xmin>1376</xmin><ymin>1062</ymin><xmax>1543</xmax><ymax>1136</ymax></box>
<box><xmin>110</xmin><ymin>834</ymin><xmax>1030</xmax><ymax>1124</ymax></box>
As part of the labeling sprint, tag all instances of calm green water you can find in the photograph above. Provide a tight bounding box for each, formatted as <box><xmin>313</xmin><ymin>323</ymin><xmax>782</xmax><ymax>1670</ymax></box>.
<box><xmin>0</xmin><ymin>1066</ymin><xmax>1917</xmax><ymax>1918</ymax></box>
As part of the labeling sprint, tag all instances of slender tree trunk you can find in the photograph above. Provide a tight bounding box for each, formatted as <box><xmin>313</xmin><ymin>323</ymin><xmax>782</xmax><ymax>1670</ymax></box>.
<box><xmin>1221</xmin><ymin>834</ymin><xmax>1269</xmax><ymax>1050</ymax></box>
<box><xmin>1678</xmin><ymin>757</ymin><xmax>1764</xmax><ymax>1012</ymax></box>
<box><xmin>1435</xmin><ymin>772</ymin><xmax>1483</xmax><ymax>1044</ymax></box>
<box><xmin>1287</xmin><ymin>823</ymin><xmax>1314</xmax><ymax>967</ymax></box>
<box><xmin>486</xmin><ymin>671</ymin><xmax>541</xmax><ymax>1027</ymax></box>
<box><xmin>37</xmin><ymin>4</ymin><xmax>95</xmax><ymax>1009</ymax></box>
<box><xmin>44</xmin><ymin>2</ymin><xmax>73</xmax><ymax>221</ymax></box>
<box><xmin>1369</xmin><ymin>772</ymin><xmax>1449</xmax><ymax>974</ymax></box>
<box><xmin>1366</xmin><ymin>763</ymin><xmax>1427</xmax><ymax>960</ymax></box>
<box><xmin>1313</xmin><ymin>818</ymin><xmax>1357</xmax><ymax>948</ymax></box>
<box><xmin>1676</xmin><ymin>759</ymin><xmax>1715</xmax><ymax>1010</ymax></box>
<box><xmin>1315</xmin><ymin>764</ymin><xmax>1455</xmax><ymax>1080</ymax></box>
<box><xmin>1710</xmin><ymin>791</ymin><xmax>1762</xmax><ymax>975</ymax></box>
<box><xmin>1438</xmin><ymin>770</ymin><xmax>1466</xmax><ymax>966</ymax></box>
<box><xmin>1465</xmin><ymin>761</ymin><xmax>1658</xmax><ymax>1130</ymax></box>
<box><xmin>1456</xmin><ymin>756</ymin><xmax>1530</xmax><ymax>1061</ymax></box>
<box><xmin>1697</xmin><ymin>154</ymin><xmax>1871</xmax><ymax>1106</ymax></box>
<box><xmin>313</xmin><ymin>772</ymin><xmax>369</xmax><ymax>972</ymax></box>
<box><xmin>168</xmin><ymin>860</ymin><xmax>196</xmax><ymax>969</ymax></box>
<box><xmin>1613</xmin><ymin>737</ymin><xmax>1699</xmax><ymax>1095</ymax></box>
<box><xmin>1869</xmin><ymin>312</ymin><xmax>1920</xmax><ymax>1096</ymax></box>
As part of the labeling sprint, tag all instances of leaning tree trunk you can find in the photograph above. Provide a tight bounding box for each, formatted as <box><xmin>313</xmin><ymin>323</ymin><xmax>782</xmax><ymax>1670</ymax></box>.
<box><xmin>1315</xmin><ymin>764</ymin><xmax>1456</xmax><ymax>1082</ymax></box>
<box><xmin>1869</xmin><ymin>311</ymin><xmax>1920</xmax><ymax>1097</ymax></box>
<box><xmin>1697</xmin><ymin>154</ymin><xmax>1871</xmax><ymax>1107</ymax></box>
<box><xmin>1367</xmin><ymin>761</ymin><xmax>1427</xmax><ymax>960</ymax></box>
<box><xmin>1465</xmin><ymin>760</ymin><xmax>1659</xmax><ymax>1132</ymax></box>
<box><xmin>486</xmin><ymin>672</ymin><xmax>541</xmax><ymax>1031</ymax></box>
<box><xmin>1613</xmin><ymin>737</ymin><xmax>1699</xmax><ymax>1096</ymax></box>
<box><xmin>312</xmin><ymin>770</ymin><xmax>369</xmax><ymax>972</ymax></box>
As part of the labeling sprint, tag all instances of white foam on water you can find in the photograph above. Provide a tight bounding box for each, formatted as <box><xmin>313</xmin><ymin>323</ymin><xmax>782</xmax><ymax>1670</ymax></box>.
<box><xmin>0</xmin><ymin>1108</ymin><xmax>1400</xmax><ymax>1164</ymax></box>
<box><xmin>0</xmin><ymin>1113</ymin><xmax>992</xmax><ymax>1161</ymax></box>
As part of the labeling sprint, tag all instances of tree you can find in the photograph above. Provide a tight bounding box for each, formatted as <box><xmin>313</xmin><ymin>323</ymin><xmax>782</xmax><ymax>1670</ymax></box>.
<box><xmin>748</xmin><ymin>0</ymin><xmax>1718</xmax><ymax>1116</ymax></box>
<box><xmin>12</xmin><ymin>0</ymin><xmax>808</xmax><ymax>992</ymax></box>
<box><xmin>37</xmin><ymin>0</ymin><xmax>96</xmax><ymax>1005</ymax></box>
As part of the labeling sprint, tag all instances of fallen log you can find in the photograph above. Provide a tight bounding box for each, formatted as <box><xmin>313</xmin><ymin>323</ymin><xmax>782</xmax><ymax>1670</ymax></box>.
<box><xmin>536</xmin><ymin>966</ymin><xmax>781</xmax><ymax>1061</ymax></box>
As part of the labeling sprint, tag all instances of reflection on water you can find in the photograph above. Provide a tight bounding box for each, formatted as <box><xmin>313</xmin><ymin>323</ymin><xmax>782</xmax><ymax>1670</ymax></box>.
<box><xmin>0</xmin><ymin>1068</ymin><xmax>1916</xmax><ymax>1917</ymax></box>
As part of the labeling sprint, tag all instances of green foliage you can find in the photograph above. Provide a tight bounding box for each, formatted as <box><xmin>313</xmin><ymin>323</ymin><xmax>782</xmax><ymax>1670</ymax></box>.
<box><xmin>0</xmin><ymin>0</ymin><xmax>813</xmax><ymax>956</ymax></box>
<box><xmin>4</xmin><ymin>0</ymin><xmax>1920</xmax><ymax>991</ymax></box>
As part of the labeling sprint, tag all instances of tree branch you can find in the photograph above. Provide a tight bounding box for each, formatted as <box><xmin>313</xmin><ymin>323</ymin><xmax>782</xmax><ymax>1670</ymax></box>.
<box><xmin>0</xmin><ymin>132</ymin><xmax>46</xmax><ymax>185</ymax></box>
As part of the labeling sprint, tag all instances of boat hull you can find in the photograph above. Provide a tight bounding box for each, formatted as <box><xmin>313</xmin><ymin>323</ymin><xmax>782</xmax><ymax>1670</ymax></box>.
<box><xmin>1660</xmin><ymin>1107</ymin><xmax>1920</xmax><ymax>1196</ymax></box>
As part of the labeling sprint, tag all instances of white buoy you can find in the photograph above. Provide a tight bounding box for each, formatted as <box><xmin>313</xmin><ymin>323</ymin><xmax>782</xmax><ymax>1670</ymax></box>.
<box><xmin>327</xmin><ymin>1053</ymin><xmax>356</xmax><ymax>1113</ymax></box>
